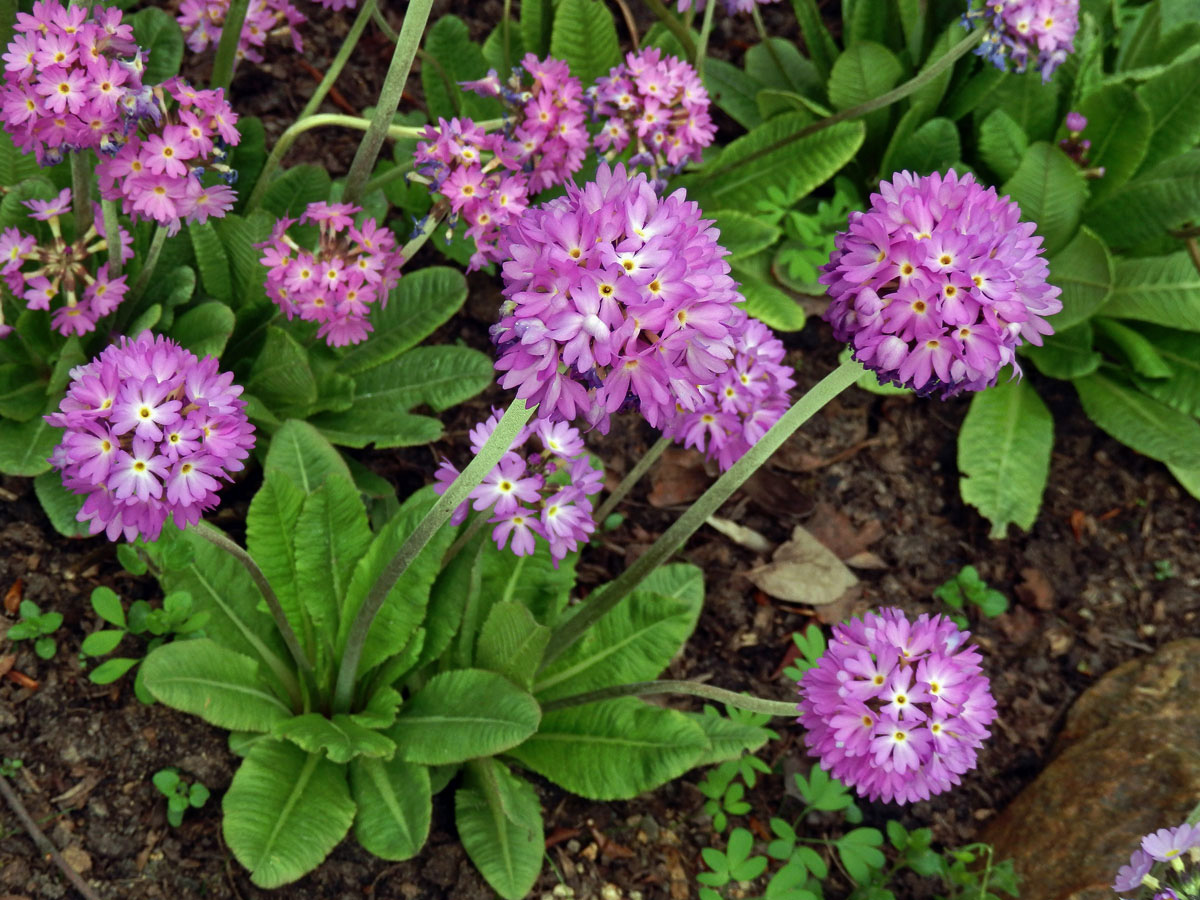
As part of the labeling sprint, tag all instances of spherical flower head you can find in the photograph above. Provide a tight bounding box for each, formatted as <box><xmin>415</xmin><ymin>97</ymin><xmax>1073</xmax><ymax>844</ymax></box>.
<box><xmin>821</xmin><ymin>169</ymin><xmax>1061</xmax><ymax>399</ymax></box>
<box><xmin>494</xmin><ymin>162</ymin><xmax>741</xmax><ymax>432</ymax></box>
<box><xmin>965</xmin><ymin>0</ymin><xmax>1079</xmax><ymax>82</ymax></box>
<box><xmin>45</xmin><ymin>331</ymin><xmax>255</xmax><ymax>542</ymax></box>
<box><xmin>797</xmin><ymin>607</ymin><xmax>996</xmax><ymax>804</ymax></box>
<box><xmin>433</xmin><ymin>408</ymin><xmax>601</xmax><ymax>564</ymax></box>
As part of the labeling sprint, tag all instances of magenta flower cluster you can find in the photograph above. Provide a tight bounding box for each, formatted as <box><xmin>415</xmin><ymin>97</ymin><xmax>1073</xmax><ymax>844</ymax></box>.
<box><xmin>178</xmin><ymin>0</ymin><xmax>305</xmax><ymax>68</ymax></box>
<box><xmin>494</xmin><ymin>162</ymin><xmax>740</xmax><ymax>433</ymax></box>
<box><xmin>663</xmin><ymin>309</ymin><xmax>795</xmax><ymax>470</ymax></box>
<box><xmin>0</xmin><ymin>188</ymin><xmax>133</xmax><ymax>338</ymax></box>
<box><xmin>675</xmin><ymin>0</ymin><xmax>780</xmax><ymax>15</ymax></box>
<box><xmin>968</xmin><ymin>0</ymin><xmax>1079</xmax><ymax>82</ymax></box>
<box><xmin>797</xmin><ymin>608</ymin><xmax>996</xmax><ymax>805</ymax></box>
<box><xmin>96</xmin><ymin>77</ymin><xmax>240</xmax><ymax>235</ymax></box>
<box><xmin>591</xmin><ymin>47</ymin><xmax>715</xmax><ymax>174</ymax></box>
<box><xmin>46</xmin><ymin>332</ymin><xmax>255</xmax><ymax>542</ymax></box>
<box><xmin>434</xmin><ymin>410</ymin><xmax>602</xmax><ymax>563</ymax></box>
<box><xmin>821</xmin><ymin>169</ymin><xmax>1061</xmax><ymax>398</ymax></box>
<box><xmin>257</xmin><ymin>201</ymin><xmax>404</xmax><ymax>347</ymax></box>
<box><xmin>1113</xmin><ymin>822</ymin><xmax>1200</xmax><ymax>899</ymax></box>
<box><xmin>1</xmin><ymin>0</ymin><xmax>145</xmax><ymax>165</ymax></box>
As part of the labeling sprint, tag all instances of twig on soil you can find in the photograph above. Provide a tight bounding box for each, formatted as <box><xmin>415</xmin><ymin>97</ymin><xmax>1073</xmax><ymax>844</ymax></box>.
<box><xmin>295</xmin><ymin>58</ymin><xmax>358</xmax><ymax>116</ymax></box>
<box><xmin>0</xmin><ymin>774</ymin><xmax>104</xmax><ymax>900</ymax></box>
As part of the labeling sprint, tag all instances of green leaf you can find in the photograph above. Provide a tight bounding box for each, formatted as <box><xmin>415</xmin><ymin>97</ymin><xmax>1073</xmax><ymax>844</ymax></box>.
<box><xmin>534</xmin><ymin>563</ymin><xmax>703</xmax><ymax>702</ymax></box>
<box><xmin>169</xmin><ymin>302</ymin><xmax>235</xmax><ymax>359</ymax></box>
<box><xmin>245</xmin><ymin>470</ymin><xmax>305</xmax><ymax>650</ymax></box>
<box><xmin>80</xmin><ymin>629</ymin><xmax>124</xmax><ymax>657</ymax></box>
<box><xmin>837</xmin><ymin>827</ymin><xmax>886</xmax><ymax>883</ymax></box>
<box><xmin>682</xmin><ymin>117</ymin><xmax>865</xmax><ymax>210</ymax></box>
<box><xmin>350</xmin><ymin>757</ymin><xmax>431</xmax><ymax>861</ymax></box>
<box><xmin>1103</xmin><ymin>252</ymin><xmax>1200</xmax><ymax>332</ymax></box>
<box><xmin>520</xmin><ymin>0</ymin><xmax>554</xmax><ymax>57</ymax></box>
<box><xmin>1023</xmin><ymin>323</ymin><xmax>1102</xmax><ymax>380</ymax></box>
<box><xmin>980</xmin><ymin>66</ymin><xmax>1061</xmax><ymax>138</ymax></box>
<box><xmin>456</xmin><ymin>759</ymin><xmax>544</xmax><ymax>900</ymax></box>
<box><xmin>703</xmin><ymin>59</ymin><xmax>765</xmax><ymax>130</ymax></box>
<box><xmin>311</xmin><ymin>410</ymin><xmax>445</xmax><ymax>449</ymax></box>
<box><xmin>1001</xmin><ymin>143</ymin><xmax>1088</xmax><ymax>257</ymax></box>
<box><xmin>745</xmin><ymin>39</ymin><xmax>822</xmax><ymax>100</ymax></box>
<box><xmin>958</xmin><ymin>377</ymin><xmax>1053</xmax><ymax>539</ymax></box>
<box><xmin>248</xmin><ymin>327</ymin><xmax>319</xmax><ymax>418</ymax></box>
<box><xmin>421</xmin><ymin>529</ymin><xmax>486</xmax><ymax>669</ymax></box>
<box><xmin>231</xmin><ymin>117</ymin><xmax>267</xmax><ymax>212</ymax></box>
<box><xmin>145</xmin><ymin>266</ymin><xmax>198</xmax><ymax>331</ymax></box>
<box><xmin>1075</xmin><ymin>85</ymin><xmax>1151</xmax><ymax>202</ymax></box>
<box><xmin>0</xmin><ymin>363</ymin><xmax>46</xmax><ymax>421</ymax></box>
<box><xmin>263</xmin><ymin>419</ymin><xmax>355</xmax><ymax>496</ymax></box>
<box><xmin>482</xmin><ymin>23</ymin><xmax>526</xmax><ymax>76</ymax></box>
<box><xmin>214</xmin><ymin>211</ymin><xmax>275</xmax><ymax>305</ymax></box>
<box><xmin>508</xmin><ymin>697</ymin><xmax>708</xmax><ymax>800</ymax></box>
<box><xmin>0</xmin><ymin>409</ymin><xmax>58</xmax><ymax>477</ymax></box>
<box><xmin>223</xmin><ymin>741</ymin><xmax>356</xmax><ymax>889</ymax></box>
<box><xmin>789</xmin><ymin>0</ymin><xmax>840</xmax><ymax>81</ymax></box>
<box><xmin>273</xmin><ymin>713</ymin><xmax>395</xmax><ymax>764</ymax></box>
<box><xmin>90</xmin><ymin>587</ymin><xmax>126</xmax><ymax>627</ymax></box>
<box><xmin>1168</xmin><ymin>460</ymin><xmax>1200</xmax><ymax>501</ymax></box>
<box><xmin>1046</xmin><ymin>226</ymin><xmax>1114</xmax><ymax>332</ymax></box>
<box><xmin>710</xmin><ymin>210</ymin><xmax>782</xmax><ymax>261</ymax></box>
<box><xmin>262</xmin><ymin>165</ymin><xmax>333</xmax><ymax>220</ymax></box>
<box><xmin>549</xmin><ymin>0</ymin><xmax>621</xmax><ymax>87</ymax></box>
<box><xmin>1136</xmin><ymin>54</ymin><xmax>1200</xmax><ymax>172</ymax></box>
<box><xmin>422</xmin><ymin>16</ymin><xmax>499</xmax><ymax>122</ymax></box>
<box><xmin>688</xmin><ymin>709</ymin><xmax>773</xmax><ymax>768</ymax></box>
<box><xmin>794</xmin><ymin>765</ymin><xmax>852</xmax><ymax>811</ymax></box>
<box><xmin>387</xmin><ymin>668</ymin><xmax>541</xmax><ymax>765</ymax></box>
<box><xmin>141</xmin><ymin>639</ymin><xmax>292</xmax><ymax>730</ymax></box>
<box><xmin>479</xmin><ymin>539</ymin><xmax>577</xmax><ymax>628</ymax></box>
<box><xmin>131</xmin><ymin>8</ymin><xmax>183</xmax><ymax>83</ymax></box>
<box><xmin>0</xmin><ymin>130</ymin><xmax>40</xmax><ymax>186</ymax></box>
<box><xmin>1075</xmin><ymin>371</ymin><xmax>1200</xmax><ymax>469</ymax></box>
<box><xmin>734</xmin><ymin>270</ymin><xmax>805</xmax><ymax>334</ymax></box>
<box><xmin>475</xmin><ymin>601</ymin><xmax>551</xmax><ymax>689</ymax></box>
<box><xmin>977</xmin><ymin>109</ymin><xmax>1029</xmax><ymax>182</ymax></box>
<box><xmin>826</xmin><ymin>41</ymin><xmax>901</xmax><ymax>139</ymax></box>
<box><xmin>338</xmin><ymin>267</ymin><xmax>468</xmax><ymax>375</ymax></box>
<box><xmin>884</xmin><ymin>117</ymin><xmax>961</xmax><ymax>177</ymax></box>
<box><xmin>89</xmin><ymin>657</ymin><xmax>139</xmax><ymax>684</ymax></box>
<box><xmin>189</xmin><ymin>221</ymin><xmax>233</xmax><ymax>303</ymax></box>
<box><xmin>32</xmin><ymin>471</ymin><xmax>86</xmax><ymax>538</ymax></box>
<box><xmin>1093</xmin><ymin>318</ymin><xmax>1174</xmax><ymax>378</ymax></box>
<box><xmin>1130</xmin><ymin>325</ymin><xmax>1200</xmax><ymax>416</ymax></box>
<box><xmin>1085</xmin><ymin>150</ymin><xmax>1200</xmax><ymax>249</ymax></box>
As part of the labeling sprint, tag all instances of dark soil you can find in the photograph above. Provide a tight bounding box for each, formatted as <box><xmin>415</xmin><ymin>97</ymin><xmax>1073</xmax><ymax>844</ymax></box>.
<box><xmin>3</xmin><ymin>3</ymin><xmax>1199</xmax><ymax>899</ymax></box>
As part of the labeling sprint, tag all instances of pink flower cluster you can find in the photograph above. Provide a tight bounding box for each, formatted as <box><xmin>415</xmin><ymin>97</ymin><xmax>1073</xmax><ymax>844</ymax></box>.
<box><xmin>591</xmin><ymin>48</ymin><xmax>715</xmax><ymax>174</ymax></box>
<box><xmin>46</xmin><ymin>331</ymin><xmax>255</xmax><ymax>542</ymax></box>
<box><xmin>434</xmin><ymin>411</ymin><xmax>602</xmax><ymax>563</ymax></box>
<box><xmin>798</xmin><ymin>608</ymin><xmax>996</xmax><ymax>805</ymax></box>
<box><xmin>96</xmin><ymin>77</ymin><xmax>241</xmax><ymax>235</ymax></box>
<box><xmin>418</xmin><ymin>55</ymin><xmax>586</xmax><ymax>270</ymax></box>
<box><xmin>178</xmin><ymin>0</ymin><xmax>305</xmax><ymax>68</ymax></box>
<box><xmin>257</xmin><ymin>201</ymin><xmax>404</xmax><ymax>347</ymax></box>
<box><xmin>1</xmin><ymin>0</ymin><xmax>145</xmax><ymax>165</ymax></box>
<box><xmin>0</xmin><ymin>188</ymin><xmax>133</xmax><ymax>339</ymax></box>
<box><xmin>969</xmin><ymin>0</ymin><xmax>1079</xmax><ymax>82</ymax></box>
<box><xmin>663</xmin><ymin>309</ymin><xmax>795</xmax><ymax>470</ymax></box>
<box><xmin>821</xmin><ymin>169</ymin><xmax>1061</xmax><ymax>398</ymax></box>
<box><xmin>494</xmin><ymin>163</ymin><xmax>741</xmax><ymax>433</ymax></box>
<box><xmin>1113</xmin><ymin>822</ymin><xmax>1200</xmax><ymax>899</ymax></box>
<box><xmin>675</xmin><ymin>0</ymin><xmax>780</xmax><ymax>15</ymax></box>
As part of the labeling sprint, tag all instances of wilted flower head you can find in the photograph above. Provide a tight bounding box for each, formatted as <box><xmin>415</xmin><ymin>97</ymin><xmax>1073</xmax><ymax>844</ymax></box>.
<box><xmin>257</xmin><ymin>201</ymin><xmax>403</xmax><ymax>347</ymax></box>
<box><xmin>178</xmin><ymin>0</ymin><xmax>306</xmax><ymax>68</ymax></box>
<box><xmin>966</xmin><ymin>0</ymin><xmax>1079</xmax><ymax>82</ymax></box>
<box><xmin>1112</xmin><ymin>823</ymin><xmax>1200</xmax><ymax>899</ymax></box>
<box><xmin>434</xmin><ymin>409</ymin><xmax>602</xmax><ymax>563</ymax></box>
<box><xmin>821</xmin><ymin>169</ymin><xmax>1061</xmax><ymax>398</ymax></box>
<box><xmin>1</xmin><ymin>188</ymin><xmax>134</xmax><ymax>338</ymax></box>
<box><xmin>494</xmin><ymin>162</ymin><xmax>741</xmax><ymax>433</ymax></box>
<box><xmin>1</xmin><ymin>0</ymin><xmax>145</xmax><ymax>164</ymax></box>
<box><xmin>46</xmin><ymin>331</ymin><xmax>255</xmax><ymax>542</ymax></box>
<box><xmin>590</xmin><ymin>47</ymin><xmax>715</xmax><ymax>176</ymax></box>
<box><xmin>662</xmin><ymin>309</ymin><xmax>795</xmax><ymax>470</ymax></box>
<box><xmin>797</xmin><ymin>608</ymin><xmax>996</xmax><ymax>804</ymax></box>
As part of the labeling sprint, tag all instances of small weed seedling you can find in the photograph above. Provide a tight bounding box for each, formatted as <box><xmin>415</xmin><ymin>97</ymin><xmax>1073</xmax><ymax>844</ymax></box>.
<box><xmin>152</xmin><ymin>768</ymin><xmax>210</xmax><ymax>827</ymax></box>
<box><xmin>697</xmin><ymin>708</ymin><xmax>777</xmax><ymax>832</ymax></box>
<box><xmin>6</xmin><ymin>600</ymin><xmax>63</xmax><ymax>660</ymax></box>
<box><xmin>933</xmin><ymin>566</ymin><xmax>1009</xmax><ymax>627</ymax></box>
<box><xmin>1</xmin><ymin>758</ymin><xmax>23</xmax><ymax>778</ymax></box>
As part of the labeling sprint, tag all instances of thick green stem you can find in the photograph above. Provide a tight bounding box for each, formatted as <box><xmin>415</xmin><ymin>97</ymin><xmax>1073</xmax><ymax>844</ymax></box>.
<box><xmin>211</xmin><ymin>0</ymin><xmax>251</xmax><ymax>92</ymax></box>
<box><xmin>593</xmin><ymin>434</ymin><xmax>671</xmax><ymax>524</ymax></box>
<box><xmin>502</xmin><ymin>0</ymin><xmax>513</xmax><ymax>70</ymax></box>
<box><xmin>540</xmin><ymin>680</ymin><xmax>799</xmax><ymax>717</ymax></box>
<box><xmin>343</xmin><ymin>0</ymin><xmax>436</xmax><ymax>204</ymax></box>
<box><xmin>125</xmin><ymin>226</ymin><xmax>167</xmax><ymax>310</ymax></box>
<box><xmin>332</xmin><ymin>397</ymin><xmax>535</xmax><ymax>712</ymax></box>
<box><xmin>700</xmin><ymin>29</ymin><xmax>983</xmax><ymax>184</ymax></box>
<box><xmin>643</xmin><ymin>0</ymin><xmax>696</xmax><ymax>58</ymax></box>
<box><xmin>193</xmin><ymin>521</ymin><xmax>313</xmax><ymax>676</ymax></box>
<box><xmin>694</xmin><ymin>0</ymin><xmax>717</xmax><ymax>74</ymax></box>
<box><xmin>541</xmin><ymin>360</ymin><xmax>861</xmax><ymax>668</ymax></box>
<box><xmin>101</xmin><ymin>200</ymin><xmax>123</xmax><ymax>277</ymax></box>
<box><xmin>69</xmin><ymin>152</ymin><xmax>91</xmax><ymax>240</ymax></box>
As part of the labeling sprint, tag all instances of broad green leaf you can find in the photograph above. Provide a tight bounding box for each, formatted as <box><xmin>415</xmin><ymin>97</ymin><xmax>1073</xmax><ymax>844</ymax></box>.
<box><xmin>479</xmin><ymin>539</ymin><xmax>577</xmax><ymax>628</ymax></box>
<box><xmin>977</xmin><ymin>109</ymin><xmax>1028</xmax><ymax>182</ymax></box>
<box><xmin>1076</xmin><ymin>85</ymin><xmax>1151</xmax><ymax>202</ymax></box>
<box><xmin>521</xmin><ymin>0</ymin><xmax>554</xmax><ymax>56</ymax></box>
<box><xmin>33</xmin><ymin>471</ymin><xmax>86</xmax><ymax>538</ymax></box>
<box><xmin>421</xmin><ymin>528</ymin><xmax>486</xmax><ymax>669</ymax></box>
<box><xmin>703</xmin><ymin>59</ymin><xmax>765</xmax><ymax>130</ymax></box>
<box><xmin>907</xmin><ymin>23</ymin><xmax>959</xmax><ymax>118</ymax></box>
<box><xmin>262</xmin><ymin>164</ymin><xmax>332</xmax><ymax>220</ymax></box>
<box><xmin>388</xmin><ymin>669</ymin><xmax>541</xmax><ymax>765</ymax></box>
<box><xmin>734</xmin><ymin>270</ymin><xmax>806</xmax><ymax>333</ymax></box>
<box><xmin>46</xmin><ymin>338</ymin><xmax>85</xmax><ymax>400</ymax></box>
<box><xmin>1136</xmin><ymin>54</ymin><xmax>1200</xmax><ymax>172</ymax></box>
<box><xmin>141</xmin><ymin>639</ymin><xmax>291</xmax><ymax>730</ymax></box>
<box><xmin>475</xmin><ymin>601</ymin><xmax>551</xmax><ymax>689</ymax></box>
<box><xmin>508</xmin><ymin>697</ymin><xmax>709</xmax><ymax>799</ymax></box>
<box><xmin>688</xmin><ymin>709</ymin><xmax>774</xmax><ymax>768</ymax></box>
<box><xmin>0</xmin><ymin>363</ymin><xmax>45</xmax><ymax>421</ymax></box>
<box><xmin>131</xmin><ymin>8</ymin><xmax>183</xmax><ymax>83</ymax></box>
<box><xmin>311</xmin><ymin>410</ymin><xmax>445</xmax><ymax>449</ymax></box>
<box><xmin>1130</xmin><ymin>325</ymin><xmax>1200</xmax><ymax>416</ymax></box>
<box><xmin>338</xmin><ymin>267</ymin><xmax>468</xmax><ymax>375</ymax></box>
<box><xmin>745</xmin><ymin>39</ymin><xmax>822</xmax><ymax>100</ymax></box>
<box><xmin>958</xmin><ymin>377</ymin><xmax>1053</xmax><ymax>539</ymax></box>
<box><xmin>332</xmin><ymin>345</ymin><xmax>492</xmax><ymax>419</ymax></box>
<box><xmin>422</xmin><ymin>16</ymin><xmax>499</xmax><ymax>122</ymax></box>
<box><xmin>837</xmin><ymin>827</ymin><xmax>886</xmax><ymax>883</ymax></box>
<box><xmin>1001</xmin><ymin>143</ymin><xmax>1088</xmax><ymax>257</ymax></box>
<box><xmin>223</xmin><ymin>741</ymin><xmax>356</xmax><ymax>888</ymax></box>
<box><xmin>231</xmin><ymin>117</ymin><xmax>267</xmax><ymax>213</ymax></box>
<box><xmin>337</xmin><ymin>487</ymin><xmax>458</xmax><ymax>676</ymax></box>
<box><xmin>90</xmin><ymin>586</ymin><xmax>126</xmax><ymax>627</ymax></box>
<box><xmin>351</xmin><ymin>757</ymin><xmax>431</xmax><ymax>861</ymax></box>
<box><xmin>789</xmin><ymin>0</ymin><xmax>839</xmax><ymax>81</ymax></box>
<box><xmin>213</xmin><ymin>211</ymin><xmax>275</xmax><ymax>306</ymax></box>
<box><xmin>827</xmin><ymin>41</ymin><xmax>901</xmax><ymax>139</ymax></box>
<box><xmin>1075</xmin><ymin>371</ymin><xmax>1200</xmax><ymax>469</ymax></box>
<box><xmin>248</xmin><ymin>327</ymin><xmax>318</xmax><ymax>417</ymax></box>
<box><xmin>710</xmin><ymin>210</ymin><xmax>781</xmax><ymax>261</ymax></box>
<box><xmin>0</xmin><ymin>177</ymin><xmax>54</xmax><ymax>233</ymax></box>
<box><xmin>1046</xmin><ymin>226</ymin><xmax>1114</xmax><ymax>332</ymax></box>
<box><xmin>550</xmin><ymin>0</ymin><xmax>621</xmax><ymax>87</ymax></box>
<box><xmin>263</xmin><ymin>419</ymin><xmax>355</xmax><ymax>496</ymax></box>
<box><xmin>145</xmin><ymin>266</ymin><xmax>198</xmax><ymax>331</ymax></box>
<box><xmin>1023</xmin><ymin>323</ymin><xmax>1101</xmax><ymax>380</ymax></box>
<box><xmin>0</xmin><ymin>130</ymin><xmax>39</xmax><ymax>186</ymax></box>
<box><xmin>80</xmin><ymin>629</ymin><xmax>124</xmax><ymax>656</ymax></box>
<box><xmin>681</xmin><ymin>117</ymin><xmax>864</xmax><ymax>209</ymax></box>
<box><xmin>1085</xmin><ymin>150</ymin><xmax>1200</xmax><ymax>249</ymax></box>
<box><xmin>245</xmin><ymin>471</ymin><xmax>306</xmax><ymax>653</ymax></box>
<box><xmin>169</xmin><ymin>302</ymin><xmax>235</xmax><ymax>359</ymax></box>
<box><xmin>482</xmin><ymin>22</ymin><xmax>526</xmax><ymax>74</ymax></box>
<box><xmin>884</xmin><ymin>117</ymin><xmax>960</xmax><ymax>177</ymax></box>
<box><xmin>189</xmin><ymin>220</ymin><xmax>233</xmax><ymax>303</ymax></box>
<box><xmin>534</xmin><ymin>563</ymin><xmax>703</xmax><ymax>702</ymax></box>
<box><xmin>1093</xmin><ymin>318</ymin><xmax>1174</xmax><ymax>379</ymax></box>
<box><xmin>273</xmin><ymin>713</ymin><xmax>395</xmax><ymax>764</ymax></box>
<box><xmin>1102</xmin><ymin>252</ymin><xmax>1200</xmax><ymax>331</ymax></box>
<box><xmin>456</xmin><ymin>759</ymin><xmax>543</xmax><ymax>900</ymax></box>
<box><xmin>1168</xmin><ymin>461</ymin><xmax>1200</xmax><ymax>501</ymax></box>
<box><xmin>0</xmin><ymin>409</ymin><xmax>58</xmax><ymax>477</ymax></box>
<box><xmin>979</xmin><ymin>66</ymin><xmax>1061</xmax><ymax>138</ymax></box>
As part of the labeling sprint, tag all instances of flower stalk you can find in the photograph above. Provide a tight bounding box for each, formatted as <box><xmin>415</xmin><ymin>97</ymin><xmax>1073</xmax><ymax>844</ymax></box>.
<box><xmin>541</xmin><ymin>679</ymin><xmax>799</xmax><ymax>717</ymax></box>
<box><xmin>210</xmin><ymin>0</ymin><xmax>251</xmax><ymax>92</ymax></box>
<box><xmin>593</xmin><ymin>435</ymin><xmax>671</xmax><ymax>525</ymax></box>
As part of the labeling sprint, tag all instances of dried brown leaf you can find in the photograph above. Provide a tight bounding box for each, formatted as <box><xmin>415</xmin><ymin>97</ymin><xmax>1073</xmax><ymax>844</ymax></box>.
<box><xmin>748</xmin><ymin>525</ymin><xmax>858</xmax><ymax>605</ymax></box>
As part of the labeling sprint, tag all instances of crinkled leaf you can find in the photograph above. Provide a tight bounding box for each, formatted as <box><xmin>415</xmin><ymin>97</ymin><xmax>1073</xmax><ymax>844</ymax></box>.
<box><xmin>549</xmin><ymin>0</ymin><xmax>621</xmax><ymax>87</ymax></box>
<box><xmin>456</xmin><ymin>759</ymin><xmax>543</xmax><ymax>900</ymax></box>
<box><xmin>273</xmin><ymin>713</ymin><xmax>395</xmax><ymax>764</ymax></box>
<box><xmin>351</xmin><ymin>756</ymin><xmax>431</xmax><ymax>861</ymax></box>
<box><xmin>1046</xmin><ymin>226</ymin><xmax>1114</xmax><ymax>332</ymax></box>
<box><xmin>1102</xmin><ymin>252</ymin><xmax>1200</xmax><ymax>331</ymax></box>
<box><xmin>1076</xmin><ymin>84</ymin><xmax>1151</xmax><ymax>202</ymax></box>
<box><xmin>977</xmin><ymin>109</ymin><xmax>1028</xmax><ymax>182</ymax></box>
<box><xmin>1085</xmin><ymin>150</ymin><xmax>1200</xmax><ymax>249</ymax></box>
<box><xmin>1075</xmin><ymin>371</ymin><xmax>1200</xmax><ymax>470</ymax></box>
<box><xmin>475</xmin><ymin>601</ymin><xmax>551</xmax><ymax>690</ymax></box>
<box><xmin>33</xmin><ymin>471</ymin><xmax>86</xmax><ymax>538</ymax></box>
<box><xmin>1001</xmin><ymin>142</ymin><xmax>1087</xmax><ymax>257</ymax></box>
